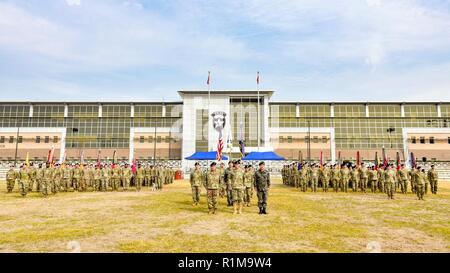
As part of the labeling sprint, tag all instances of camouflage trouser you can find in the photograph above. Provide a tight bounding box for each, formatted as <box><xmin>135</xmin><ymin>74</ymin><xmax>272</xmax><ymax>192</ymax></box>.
<box><xmin>370</xmin><ymin>180</ymin><xmax>377</xmax><ymax>193</ymax></box>
<box><xmin>6</xmin><ymin>179</ymin><xmax>15</xmax><ymax>193</ymax></box>
<box><xmin>226</xmin><ymin>188</ymin><xmax>233</xmax><ymax>206</ymax></box>
<box><xmin>424</xmin><ymin>182</ymin><xmax>428</xmax><ymax>194</ymax></box>
<box><xmin>351</xmin><ymin>179</ymin><xmax>359</xmax><ymax>192</ymax></box>
<box><xmin>207</xmin><ymin>189</ymin><xmax>218</xmax><ymax>210</ymax></box>
<box><xmin>400</xmin><ymin>180</ymin><xmax>408</xmax><ymax>194</ymax></box>
<box><xmin>321</xmin><ymin>178</ymin><xmax>329</xmax><ymax>191</ymax></box>
<box><xmin>28</xmin><ymin>179</ymin><xmax>36</xmax><ymax>191</ymax></box>
<box><xmin>332</xmin><ymin>180</ymin><xmax>339</xmax><ymax>192</ymax></box>
<box><xmin>123</xmin><ymin>177</ymin><xmax>131</xmax><ymax>190</ymax></box>
<box><xmin>416</xmin><ymin>184</ymin><xmax>425</xmax><ymax>200</ymax></box>
<box><xmin>378</xmin><ymin>181</ymin><xmax>385</xmax><ymax>193</ymax></box>
<box><xmin>300</xmin><ymin>179</ymin><xmax>307</xmax><ymax>192</ymax></box>
<box><xmin>79</xmin><ymin>178</ymin><xmax>86</xmax><ymax>191</ymax></box>
<box><xmin>72</xmin><ymin>178</ymin><xmax>80</xmax><ymax>191</ymax></box>
<box><xmin>219</xmin><ymin>186</ymin><xmax>226</xmax><ymax>198</ymax></box>
<box><xmin>100</xmin><ymin>178</ymin><xmax>108</xmax><ymax>191</ymax></box>
<box><xmin>232</xmin><ymin>188</ymin><xmax>244</xmax><ymax>203</ymax></box>
<box><xmin>40</xmin><ymin>179</ymin><xmax>50</xmax><ymax>196</ymax></box>
<box><xmin>61</xmin><ymin>178</ymin><xmax>70</xmax><ymax>191</ymax></box>
<box><xmin>135</xmin><ymin>177</ymin><xmax>143</xmax><ymax>191</ymax></box>
<box><xmin>360</xmin><ymin>178</ymin><xmax>367</xmax><ymax>192</ymax></box>
<box><xmin>19</xmin><ymin>180</ymin><xmax>28</xmax><ymax>196</ymax></box>
<box><xmin>257</xmin><ymin>190</ymin><xmax>268</xmax><ymax>209</ymax></box>
<box><xmin>311</xmin><ymin>177</ymin><xmax>318</xmax><ymax>192</ymax></box>
<box><xmin>293</xmin><ymin>176</ymin><xmax>299</xmax><ymax>188</ymax></box>
<box><xmin>385</xmin><ymin>182</ymin><xmax>394</xmax><ymax>199</ymax></box>
<box><xmin>53</xmin><ymin>179</ymin><xmax>60</xmax><ymax>194</ymax></box>
<box><xmin>111</xmin><ymin>178</ymin><xmax>120</xmax><ymax>191</ymax></box>
<box><xmin>157</xmin><ymin>177</ymin><xmax>163</xmax><ymax>190</ymax></box>
<box><xmin>93</xmin><ymin>179</ymin><xmax>101</xmax><ymax>191</ymax></box>
<box><xmin>244</xmin><ymin>187</ymin><xmax>253</xmax><ymax>204</ymax></box>
<box><xmin>191</xmin><ymin>186</ymin><xmax>200</xmax><ymax>204</ymax></box>
<box><xmin>430</xmin><ymin>180</ymin><xmax>438</xmax><ymax>194</ymax></box>
<box><xmin>410</xmin><ymin>181</ymin><xmax>416</xmax><ymax>193</ymax></box>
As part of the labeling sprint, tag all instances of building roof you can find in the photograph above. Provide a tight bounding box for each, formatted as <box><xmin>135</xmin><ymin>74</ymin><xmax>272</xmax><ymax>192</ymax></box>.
<box><xmin>177</xmin><ymin>90</ymin><xmax>274</xmax><ymax>98</ymax></box>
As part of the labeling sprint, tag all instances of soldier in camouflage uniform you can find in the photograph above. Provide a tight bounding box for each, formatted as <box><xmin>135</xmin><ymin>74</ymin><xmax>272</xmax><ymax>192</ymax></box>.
<box><xmin>72</xmin><ymin>164</ymin><xmax>82</xmax><ymax>191</ymax></box>
<box><xmin>292</xmin><ymin>164</ymin><xmax>299</xmax><ymax>188</ymax></box>
<box><xmin>52</xmin><ymin>164</ymin><xmax>62</xmax><ymax>194</ymax></box>
<box><xmin>427</xmin><ymin>165</ymin><xmax>438</xmax><ymax>194</ymax></box>
<box><xmin>204</xmin><ymin>162</ymin><xmax>223</xmax><ymax>214</ymax></box>
<box><xmin>350</xmin><ymin>166</ymin><xmax>359</xmax><ymax>192</ymax></box>
<box><xmin>415</xmin><ymin>167</ymin><xmax>426</xmax><ymax>200</ymax></box>
<box><xmin>135</xmin><ymin>164</ymin><xmax>144</xmax><ymax>191</ymax></box>
<box><xmin>320</xmin><ymin>165</ymin><xmax>330</xmax><ymax>192</ymax></box>
<box><xmin>100</xmin><ymin>164</ymin><xmax>109</xmax><ymax>191</ymax></box>
<box><xmin>310</xmin><ymin>164</ymin><xmax>319</xmax><ymax>192</ymax></box>
<box><xmin>340</xmin><ymin>165</ymin><xmax>350</xmax><ymax>192</ymax></box>
<box><xmin>409</xmin><ymin>167</ymin><xmax>417</xmax><ymax>194</ymax></box>
<box><xmin>359</xmin><ymin>163</ymin><xmax>368</xmax><ymax>193</ymax></box>
<box><xmin>144</xmin><ymin>165</ymin><xmax>151</xmax><ymax>187</ymax></box>
<box><xmin>18</xmin><ymin>164</ymin><xmax>30</xmax><ymax>197</ymax></box>
<box><xmin>122</xmin><ymin>163</ymin><xmax>132</xmax><ymax>191</ymax></box>
<box><xmin>190</xmin><ymin>162</ymin><xmax>203</xmax><ymax>206</ymax></box>
<box><xmin>397</xmin><ymin>164</ymin><xmax>409</xmax><ymax>194</ymax></box>
<box><xmin>93</xmin><ymin>164</ymin><xmax>102</xmax><ymax>191</ymax></box>
<box><xmin>300</xmin><ymin>164</ymin><xmax>309</xmax><ymax>192</ymax></box>
<box><xmin>224</xmin><ymin>161</ymin><xmax>234</xmax><ymax>206</ymax></box>
<box><xmin>6</xmin><ymin>165</ymin><xmax>17</xmax><ymax>193</ymax></box>
<box><xmin>385</xmin><ymin>165</ymin><xmax>396</xmax><ymax>199</ymax></box>
<box><xmin>243</xmin><ymin>165</ymin><xmax>254</xmax><ymax>207</ymax></box>
<box><xmin>331</xmin><ymin>164</ymin><xmax>340</xmax><ymax>193</ymax></box>
<box><xmin>28</xmin><ymin>163</ymin><xmax>37</xmax><ymax>192</ymax></box>
<box><xmin>157</xmin><ymin>165</ymin><xmax>164</xmax><ymax>190</ymax></box>
<box><xmin>230</xmin><ymin>160</ymin><xmax>245</xmax><ymax>214</ymax></box>
<box><xmin>42</xmin><ymin>163</ymin><xmax>53</xmax><ymax>197</ymax></box>
<box><xmin>254</xmin><ymin>161</ymin><xmax>270</xmax><ymax>214</ymax></box>
<box><xmin>110</xmin><ymin>165</ymin><xmax>121</xmax><ymax>191</ymax></box>
<box><xmin>368</xmin><ymin>166</ymin><xmax>378</xmax><ymax>193</ymax></box>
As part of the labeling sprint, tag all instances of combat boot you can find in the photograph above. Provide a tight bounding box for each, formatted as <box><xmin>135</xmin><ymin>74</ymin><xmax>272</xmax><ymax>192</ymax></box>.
<box><xmin>238</xmin><ymin>203</ymin><xmax>243</xmax><ymax>214</ymax></box>
<box><xmin>262</xmin><ymin>207</ymin><xmax>268</xmax><ymax>214</ymax></box>
<box><xmin>233</xmin><ymin>203</ymin><xmax>238</xmax><ymax>214</ymax></box>
<box><xmin>258</xmin><ymin>207</ymin><xmax>262</xmax><ymax>214</ymax></box>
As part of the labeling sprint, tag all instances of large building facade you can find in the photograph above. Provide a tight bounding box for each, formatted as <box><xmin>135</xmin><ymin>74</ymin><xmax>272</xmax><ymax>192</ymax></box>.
<box><xmin>1</xmin><ymin>90</ymin><xmax>450</xmax><ymax>169</ymax></box>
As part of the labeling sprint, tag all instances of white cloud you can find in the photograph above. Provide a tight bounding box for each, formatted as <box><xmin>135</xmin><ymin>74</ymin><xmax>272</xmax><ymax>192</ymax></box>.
<box><xmin>66</xmin><ymin>0</ymin><xmax>81</xmax><ymax>6</ymax></box>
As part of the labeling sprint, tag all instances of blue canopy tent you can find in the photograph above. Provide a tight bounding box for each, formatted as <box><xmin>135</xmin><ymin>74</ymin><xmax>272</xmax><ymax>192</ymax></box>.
<box><xmin>185</xmin><ymin>151</ymin><xmax>229</xmax><ymax>161</ymax></box>
<box><xmin>242</xmin><ymin>151</ymin><xmax>285</xmax><ymax>161</ymax></box>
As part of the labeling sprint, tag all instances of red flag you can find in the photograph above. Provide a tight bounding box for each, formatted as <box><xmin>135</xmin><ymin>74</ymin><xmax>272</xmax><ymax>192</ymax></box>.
<box><xmin>382</xmin><ymin>147</ymin><xmax>388</xmax><ymax>167</ymax></box>
<box><xmin>319</xmin><ymin>151</ymin><xmax>323</xmax><ymax>169</ymax></box>
<box><xmin>48</xmin><ymin>146</ymin><xmax>55</xmax><ymax>165</ymax></box>
<box><xmin>256</xmin><ymin>71</ymin><xmax>260</xmax><ymax>85</ymax></box>
<box><xmin>216</xmin><ymin>131</ymin><xmax>224</xmax><ymax>161</ymax></box>
<box><xmin>206</xmin><ymin>71</ymin><xmax>211</xmax><ymax>85</ymax></box>
<box><xmin>396</xmin><ymin>152</ymin><xmax>401</xmax><ymax>170</ymax></box>
<box><xmin>131</xmin><ymin>158</ymin><xmax>137</xmax><ymax>175</ymax></box>
<box><xmin>356</xmin><ymin>151</ymin><xmax>360</xmax><ymax>167</ymax></box>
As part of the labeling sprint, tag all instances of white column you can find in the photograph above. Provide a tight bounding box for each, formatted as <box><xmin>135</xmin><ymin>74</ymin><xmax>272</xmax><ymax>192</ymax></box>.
<box><xmin>64</xmin><ymin>104</ymin><xmax>68</xmax><ymax>118</ymax></box>
<box><xmin>29</xmin><ymin>104</ymin><xmax>33</xmax><ymax>118</ymax></box>
<box><xmin>330</xmin><ymin>104</ymin><xmax>334</xmax><ymax>118</ymax></box>
<box><xmin>162</xmin><ymin>104</ymin><xmax>166</xmax><ymax>117</ymax></box>
<box><xmin>365</xmin><ymin>104</ymin><xmax>369</xmax><ymax>118</ymax></box>
<box><xmin>401</xmin><ymin>104</ymin><xmax>405</xmax><ymax>118</ymax></box>
<box><xmin>296</xmin><ymin>104</ymin><xmax>300</xmax><ymax>118</ymax></box>
<box><xmin>130</xmin><ymin>104</ymin><xmax>134</xmax><ymax>118</ymax></box>
<box><xmin>437</xmin><ymin>104</ymin><xmax>442</xmax><ymax>118</ymax></box>
<box><xmin>98</xmin><ymin>104</ymin><xmax>102</xmax><ymax>118</ymax></box>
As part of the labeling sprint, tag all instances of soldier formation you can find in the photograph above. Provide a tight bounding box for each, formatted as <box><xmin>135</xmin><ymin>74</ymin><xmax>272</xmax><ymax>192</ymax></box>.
<box><xmin>5</xmin><ymin>162</ymin><xmax>175</xmax><ymax>197</ymax></box>
<box><xmin>282</xmin><ymin>162</ymin><xmax>439</xmax><ymax>200</ymax></box>
<box><xmin>190</xmin><ymin>160</ymin><xmax>271</xmax><ymax>215</ymax></box>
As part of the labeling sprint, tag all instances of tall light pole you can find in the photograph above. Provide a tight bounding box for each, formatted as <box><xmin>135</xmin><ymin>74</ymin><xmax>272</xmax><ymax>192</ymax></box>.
<box><xmin>13</xmin><ymin>126</ymin><xmax>20</xmax><ymax>167</ymax></box>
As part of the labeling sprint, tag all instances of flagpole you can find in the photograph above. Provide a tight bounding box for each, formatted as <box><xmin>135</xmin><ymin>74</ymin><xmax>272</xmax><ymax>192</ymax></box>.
<box><xmin>257</xmin><ymin>71</ymin><xmax>260</xmax><ymax>152</ymax></box>
<box><xmin>208</xmin><ymin>71</ymin><xmax>211</xmax><ymax>152</ymax></box>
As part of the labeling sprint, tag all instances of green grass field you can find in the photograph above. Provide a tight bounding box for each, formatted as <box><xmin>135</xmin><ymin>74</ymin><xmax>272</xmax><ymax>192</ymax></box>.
<box><xmin>0</xmin><ymin>178</ymin><xmax>449</xmax><ymax>253</ymax></box>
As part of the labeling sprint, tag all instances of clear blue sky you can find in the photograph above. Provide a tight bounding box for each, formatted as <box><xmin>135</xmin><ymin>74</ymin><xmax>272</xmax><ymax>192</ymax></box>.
<box><xmin>1</xmin><ymin>0</ymin><xmax>450</xmax><ymax>102</ymax></box>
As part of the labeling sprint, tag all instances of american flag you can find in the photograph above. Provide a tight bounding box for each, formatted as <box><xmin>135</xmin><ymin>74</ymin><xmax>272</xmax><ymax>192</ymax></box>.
<box><xmin>216</xmin><ymin>131</ymin><xmax>224</xmax><ymax>161</ymax></box>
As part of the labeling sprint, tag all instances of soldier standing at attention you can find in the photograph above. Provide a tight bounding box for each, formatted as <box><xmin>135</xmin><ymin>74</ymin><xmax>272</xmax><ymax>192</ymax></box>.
<box><xmin>350</xmin><ymin>166</ymin><xmax>359</xmax><ymax>192</ymax></box>
<box><xmin>378</xmin><ymin>166</ymin><xmax>386</xmax><ymax>193</ymax></box>
<box><xmin>340</xmin><ymin>164</ymin><xmax>350</xmax><ymax>192</ymax></box>
<box><xmin>190</xmin><ymin>162</ymin><xmax>203</xmax><ymax>206</ymax></box>
<box><xmin>93</xmin><ymin>164</ymin><xmax>102</xmax><ymax>191</ymax></box>
<box><xmin>53</xmin><ymin>163</ymin><xmax>62</xmax><ymax>194</ymax></box>
<box><xmin>254</xmin><ymin>161</ymin><xmax>270</xmax><ymax>215</ymax></box>
<box><xmin>415</xmin><ymin>167</ymin><xmax>427</xmax><ymax>200</ymax></box>
<box><xmin>28</xmin><ymin>163</ymin><xmax>37</xmax><ymax>192</ymax></box>
<box><xmin>331</xmin><ymin>164</ymin><xmax>340</xmax><ymax>193</ymax></box>
<box><xmin>224</xmin><ymin>161</ymin><xmax>234</xmax><ymax>207</ymax></box>
<box><xmin>157</xmin><ymin>165</ymin><xmax>164</xmax><ymax>190</ymax></box>
<box><xmin>6</xmin><ymin>165</ymin><xmax>17</xmax><ymax>193</ymax></box>
<box><xmin>122</xmin><ymin>163</ymin><xmax>132</xmax><ymax>191</ymax></box>
<box><xmin>368</xmin><ymin>166</ymin><xmax>378</xmax><ymax>193</ymax></box>
<box><xmin>36</xmin><ymin>163</ymin><xmax>44</xmax><ymax>193</ymax></box>
<box><xmin>18</xmin><ymin>164</ymin><xmax>30</xmax><ymax>197</ymax></box>
<box><xmin>72</xmin><ymin>163</ymin><xmax>82</xmax><ymax>191</ymax></box>
<box><xmin>300</xmin><ymin>164</ymin><xmax>308</xmax><ymax>192</ymax></box>
<box><xmin>42</xmin><ymin>162</ymin><xmax>53</xmax><ymax>197</ymax></box>
<box><xmin>310</xmin><ymin>164</ymin><xmax>319</xmax><ymax>192</ymax></box>
<box><xmin>135</xmin><ymin>164</ymin><xmax>144</xmax><ymax>191</ymax></box>
<box><xmin>385</xmin><ymin>165</ymin><xmax>396</xmax><ymax>199</ymax></box>
<box><xmin>428</xmin><ymin>165</ymin><xmax>438</xmax><ymax>194</ymax></box>
<box><xmin>230</xmin><ymin>160</ymin><xmax>245</xmax><ymax>214</ymax></box>
<box><xmin>243</xmin><ymin>165</ymin><xmax>254</xmax><ymax>207</ymax></box>
<box><xmin>100</xmin><ymin>164</ymin><xmax>109</xmax><ymax>191</ymax></box>
<box><xmin>397</xmin><ymin>164</ymin><xmax>409</xmax><ymax>194</ymax></box>
<box><xmin>359</xmin><ymin>163</ymin><xmax>368</xmax><ymax>193</ymax></box>
<box><xmin>204</xmin><ymin>162</ymin><xmax>223</xmax><ymax>214</ymax></box>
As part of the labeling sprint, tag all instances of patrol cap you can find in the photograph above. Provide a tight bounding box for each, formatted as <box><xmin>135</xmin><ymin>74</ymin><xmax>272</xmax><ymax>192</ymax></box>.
<box><xmin>210</xmin><ymin>162</ymin><xmax>217</xmax><ymax>167</ymax></box>
<box><xmin>234</xmin><ymin>160</ymin><xmax>241</xmax><ymax>165</ymax></box>
<box><xmin>259</xmin><ymin>161</ymin><xmax>265</xmax><ymax>166</ymax></box>
<box><xmin>194</xmin><ymin>162</ymin><xmax>200</xmax><ymax>166</ymax></box>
